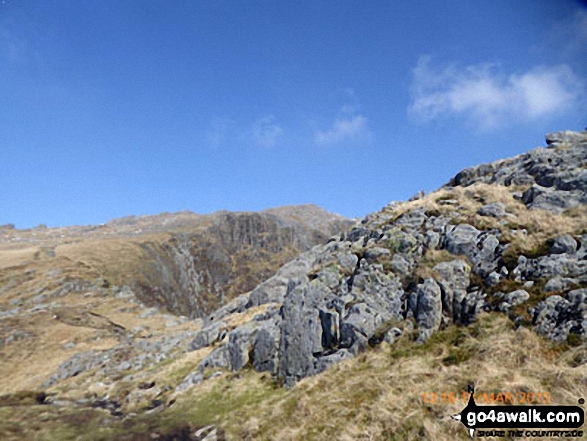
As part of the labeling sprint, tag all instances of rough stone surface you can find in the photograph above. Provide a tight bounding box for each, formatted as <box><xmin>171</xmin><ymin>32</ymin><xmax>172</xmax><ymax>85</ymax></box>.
<box><xmin>414</xmin><ymin>279</ymin><xmax>443</xmax><ymax>342</ymax></box>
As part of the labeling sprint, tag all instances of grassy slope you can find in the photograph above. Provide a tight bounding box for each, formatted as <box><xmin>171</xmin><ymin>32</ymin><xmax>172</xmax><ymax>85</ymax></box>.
<box><xmin>1</xmin><ymin>314</ymin><xmax>584</xmax><ymax>440</ymax></box>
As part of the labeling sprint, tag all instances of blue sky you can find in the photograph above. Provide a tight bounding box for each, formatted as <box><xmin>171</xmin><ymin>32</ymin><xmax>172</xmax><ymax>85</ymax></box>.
<box><xmin>1</xmin><ymin>1</ymin><xmax>586</xmax><ymax>228</ymax></box>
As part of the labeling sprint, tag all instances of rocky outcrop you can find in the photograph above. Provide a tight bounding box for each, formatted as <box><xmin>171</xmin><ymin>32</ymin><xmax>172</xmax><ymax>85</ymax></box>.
<box><xmin>447</xmin><ymin>130</ymin><xmax>587</xmax><ymax>214</ymax></box>
<box><xmin>182</xmin><ymin>130</ymin><xmax>587</xmax><ymax>388</ymax></box>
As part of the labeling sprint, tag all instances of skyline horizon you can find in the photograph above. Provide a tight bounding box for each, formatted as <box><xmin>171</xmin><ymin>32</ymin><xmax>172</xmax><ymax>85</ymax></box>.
<box><xmin>2</xmin><ymin>1</ymin><xmax>586</xmax><ymax>229</ymax></box>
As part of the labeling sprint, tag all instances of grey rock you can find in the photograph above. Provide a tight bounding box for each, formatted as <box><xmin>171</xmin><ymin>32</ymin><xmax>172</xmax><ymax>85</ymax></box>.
<box><xmin>189</xmin><ymin>321</ymin><xmax>227</xmax><ymax>351</ymax></box>
<box><xmin>461</xmin><ymin>291</ymin><xmax>486</xmax><ymax>325</ymax></box>
<box><xmin>390</xmin><ymin>254</ymin><xmax>410</xmax><ymax>277</ymax></box>
<box><xmin>336</xmin><ymin>251</ymin><xmax>359</xmax><ymax>275</ymax></box>
<box><xmin>117</xmin><ymin>361</ymin><xmax>131</xmax><ymax>371</ymax></box>
<box><xmin>175</xmin><ymin>372</ymin><xmax>204</xmax><ymax>392</ymax></box>
<box><xmin>425</xmin><ymin>230</ymin><xmax>440</xmax><ymax>250</ymax></box>
<box><xmin>521</xmin><ymin>254</ymin><xmax>586</xmax><ymax>281</ymax></box>
<box><xmin>532</xmin><ymin>295</ymin><xmax>574</xmax><ymax>342</ymax></box>
<box><xmin>433</xmin><ymin>259</ymin><xmax>471</xmax><ymax>323</ymax></box>
<box><xmin>443</xmin><ymin>223</ymin><xmax>480</xmax><ymax>257</ymax></box>
<box><xmin>277</xmin><ymin>280</ymin><xmax>328</xmax><ymax>387</ymax></box>
<box><xmin>485</xmin><ymin>271</ymin><xmax>501</xmax><ymax>287</ymax></box>
<box><xmin>198</xmin><ymin>346</ymin><xmax>230</xmax><ymax>372</ymax></box>
<box><xmin>206</xmin><ymin>295</ymin><xmax>249</xmax><ymax>322</ymax></box>
<box><xmin>314</xmin><ymin>349</ymin><xmax>354</xmax><ymax>373</ymax></box>
<box><xmin>522</xmin><ymin>185</ymin><xmax>580</xmax><ymax>214</ymax></box>
<box><xmin>414</xmin><ymin>279</ymin><xmax>443</xmax><ymax>342</ymax></box>
<box><xmin>364</xmin><ymin>247</ymin><xmax>390</xmax><ymax>263</ymax></box>
<box><xmin>544</xmin><ymin>277</ymin><xmax>577</xmax><ymax>293</ymax></box>
<box><xmin>394</xmin><ymin>209</ymin><xmax>427</xmax><ymax>232</ymax></box>
<box><xmin>477</xmin><ymin>203</ymin><xmax>507</xmax><ymax>218</ymax></box>
<box><xmin>341</xmin><ymin>303</ymin><xmax>377</xmax><ymax>353</ymax></box>
<box><xmin>227</xmin><ymin>322</ymin><xmax>262</xmax><ymax>371</ymax></box>
<box><xmin>246</xmin><ymin>250</ymin><xmax>318</xmax><ymax>307</ymax></box>
<box><xmin>252</xmin><ymin>325</ymin><xmax>280</xmax><ymax>374</ymax></box>
<box><xmin>504</xmin><ymin>290</ymin><xmax>530</xmax><ymax>307</ymax></box>
<box><xmin>550</xmin><ymin>235</ymin><xmax>578</xmax><ymax>254</ymax></box>
<box><xmin>545</xmin><ymin>130</ymin><xmax>587</xmax><ymax>146</ymax></box>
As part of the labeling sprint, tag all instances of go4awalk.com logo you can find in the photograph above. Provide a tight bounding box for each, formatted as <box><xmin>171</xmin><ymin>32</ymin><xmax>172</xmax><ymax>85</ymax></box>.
<box><xmin>451</xmin><ymin>387</ymin><xmax>585</xmax><ymax>438</ymax></box>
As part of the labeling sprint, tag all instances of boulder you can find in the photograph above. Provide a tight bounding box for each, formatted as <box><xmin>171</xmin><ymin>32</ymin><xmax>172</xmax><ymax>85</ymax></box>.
<box><xmin>477</xmin><ymin>203</ymin><xmax>507</xmax><ymax>218</ymax></box>
<box><xmin>550</xmin><ymin>235</ymin><xmax>578</xmax><ymax>255</ymax></box>
<box><xmin>414</xmin><ymin>279</ymin><xmax>443</xmax><ymax>342</ymax></box>
<box><xmin>433</xmin><ymin>259</ymin><xmax>471</xmax><ymax>323</ymax></box>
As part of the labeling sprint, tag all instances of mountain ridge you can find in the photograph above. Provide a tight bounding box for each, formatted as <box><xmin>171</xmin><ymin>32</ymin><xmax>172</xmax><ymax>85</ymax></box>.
<box><xmin>1</xmin><ymin>130</ymin><xmax>586</xmax><ymax>440</ymax></box>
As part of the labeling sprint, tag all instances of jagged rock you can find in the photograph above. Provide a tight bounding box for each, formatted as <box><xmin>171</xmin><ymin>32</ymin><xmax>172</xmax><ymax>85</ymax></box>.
<box><xmin>520</xmin><ymin>254</ymin><xmax>587</xmax><ymax>281</ymax></box>
<box><xmin>246</xmin><ymin>251</ymin><xmax>318</xmax><ymax>307</ymax></box>
<box><xmin>504</xmin><ymin>290</ymin><xmax>530</xmax><ymax>307</ymax></box>
<box><xmin>473</xmin><ymin>233</ymin><xmax>500</xmax><ymax>277</ymax></box>
<box><xmin>340</xmin><ymin>304</ymin><xmax>376</xmax><ymax>353</ymax></box>
<box><xmin>477</xmin><ymin>203</ymin><xmax>507</xmax><ymax>218</ymax></box>
<box><xmin>550</xmin><ymin>235</ymin><xmax>578</xmax><ymax>254</ymax></box>
<box><xmin>176</xmin><ymin>372</ymin><xmax>204</xmax><ymax>392</ymax></box>
<box><xmin>461</xmin><ymin>291</ymin><xmax>486</xmax><ymax>325</ymax></box>
<box><xmin>314</xmin><ymin>349</ymin><xmax>354</xmax><ymax>373</ymax></box>
<box><xmin>443</xmin><ymin>224</ymin><xmax>480</xmax><ymax>257</ymax></box>
<box><xmin>338</xmin><ymin>250</ymin><xmax>359</xmax><ymax>270</ymax></box>
<box><xmin>545</xmin><ymin>130</ymin><xmax>587</xmax><ymax>146</ymax></box>
<box><xmin>522</xmin><ymin>185</ymin><xmax>581</xmax><ymax>214</ymax></box>
<box><xmin>206</xmin><ymin>295</ymin><xmax>248</xmax><ymax>322</ymax></box>
<box><xmin>425</xmin><ymin>230</ymin><xmax>440</xmax><ymax>249</ymax></box>
<box><xmin>544</xmin><ymin>277</ymin><xmax>577</xmax><ymax>293</ymax></box>
<box><xmin>364</xmin><ymin>247</ymin><xmax>390</xmax><ymax>263</ymax></box>
<box><xmin>189</xmin><ymin>322</ymin><xmax>227</xmax><ymax>351</ymax></box>
<box><xmin>533</xmin><ymin>296</ymin><xmax>574</xmax><ymax>342</ymax></box>
<box><xmin>433</xmin><ymin>260</ymin><xmax>471</xmax><ymax>323</ymax></box>
<box><xmin>277</xmin><ymin>279</ymin><xmax>328</xmax><ymax>387</ymax></box>
<box><xmin>485</xmin><ymin>271</ymin><xmax>501</xmax><ymax>287</ymax></box>
<box><xmin>568</xmin><ymin>289</ymin><xmax>587</xmax><ymax>309</ymax></box>
<box><xmin>394</xmin><ymin>209</ymin><xmax>427</xmax><ymax>232</ymax></box>
<box><xmin>198</xmin><ymin>346</ymin><xmax>230</xmax><ymax>372</ymax></box>
<box><xmin>350</xmin><ymin>267</ymin><xmax>404</xmax><ymax>321</ymax></box>
<box><xmin>348</xmin><ymin>226</ymin><xmax>369</xmax><ymax>242</ymax></box>
<box><xmin>227</xmin><ymin>321</ymin><xmax>263</xmax><ymax>371</ymax></box>
<box><xmin>390</xmin><ymin>254</ymin><xmax>410</xmax><ymax>277</ymax></box>
<box><xmin>252</xmin><ymin>325</ymin><xmax>280</xmax><ymax>373</ymax></box>
<box><xmin>414</xmin><ymin>279</ymin><xmax>442</xmax><ymax>342</ymax></box>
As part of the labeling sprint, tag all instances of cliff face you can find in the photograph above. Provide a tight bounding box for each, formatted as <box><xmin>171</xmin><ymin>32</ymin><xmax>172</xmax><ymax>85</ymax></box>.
<box><xmin>126</xmin><ymin>209</ymin><xmax>351</xmax><ymax>317</ymax></box>
<box><xmin>0</xmin><ymin>205</ymin><xmax>353</xmax><ymax>319</ymax></box>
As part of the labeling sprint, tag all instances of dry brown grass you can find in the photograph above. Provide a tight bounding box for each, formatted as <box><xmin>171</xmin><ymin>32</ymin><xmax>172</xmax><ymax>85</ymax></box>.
<box><xmin>376</xmin><ymin>183</ymin><xmax>587</xmax><ymax>262</ymax></box>
<box><xmin>0</xmin><ymin>314</ymin><xmax>584</xmax><ymax>440</ymax></box>
<box><xmin>220</xmin><ymin>313</ymin><xmax>586</xmax><ymax>441</ymax></box>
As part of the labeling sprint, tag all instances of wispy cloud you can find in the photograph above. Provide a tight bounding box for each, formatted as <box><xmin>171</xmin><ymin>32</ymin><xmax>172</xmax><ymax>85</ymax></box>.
<box><xmin>0</xmin><ymin>25</ymin><xmax>28</xmax><ymax>63</ymax></box>
<box><xmin>408</xmin><ymin>56</ymin><xmax>585</xmax><ymax>130</ymax></box>
<box><xmin>207</xmin><ymin>117</ymin><xmax>235</xmax><ymax>147</ymax></box>
<box><xmin>549</xmin><ymin>8</ymin><xmax>587</xmax><ymax>55</ymax></box>
<box><xmin>316</xmin><ymin>114</ymin><xmax>372</xmax><ymax>146</ymax></box>
<box><xmin>252</xmin><ymin>115</ymin><xmax>283</xmax><ymax>148</ymax></box>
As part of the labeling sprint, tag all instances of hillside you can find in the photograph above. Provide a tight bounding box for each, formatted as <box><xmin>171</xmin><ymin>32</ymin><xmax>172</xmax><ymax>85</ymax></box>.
<box><xmin>0</xmin><ymin>205</ymin><xmax>351</xmax><ymax>318</ymax></box>
<box><xmin>1</xmin><ymin>130</ymin><xmax>586</xmax><ymax>440</ymax></box>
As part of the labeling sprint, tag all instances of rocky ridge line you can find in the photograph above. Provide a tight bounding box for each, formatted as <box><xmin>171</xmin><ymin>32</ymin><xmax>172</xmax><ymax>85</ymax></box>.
<box><xmin>177</xmin><ymin>130</ymin><xmax>587</xmax><ymax>388</ymax></box>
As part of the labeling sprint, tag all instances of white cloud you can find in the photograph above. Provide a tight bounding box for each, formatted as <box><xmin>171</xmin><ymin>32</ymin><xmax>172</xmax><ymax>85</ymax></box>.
<box><xmin>315</xmin><ymin>114</ymin><xmax>372</xmax><ymax>146</ymax></box>
<box><xmin>252</xmin><ymin>115</ymin><xmax>283</xmax><ymax>148</ymax></box>
<box><xmin>409</xmin><ymin>56</ymin><xmax>585</xmax><ymax>130</ymax></box>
